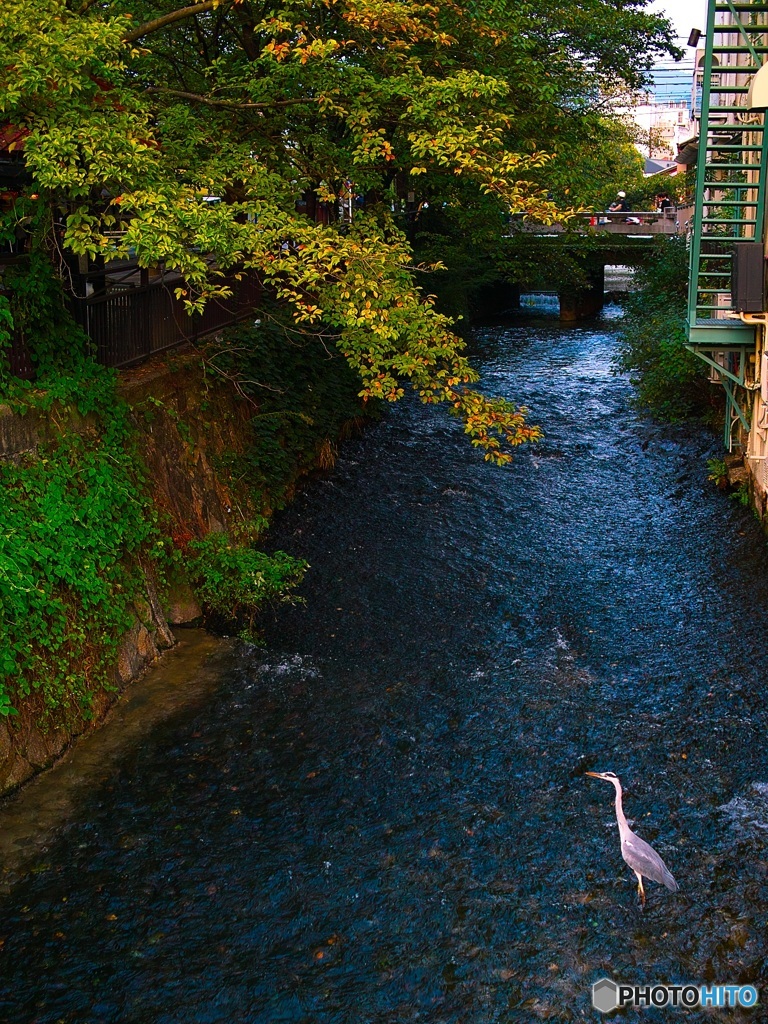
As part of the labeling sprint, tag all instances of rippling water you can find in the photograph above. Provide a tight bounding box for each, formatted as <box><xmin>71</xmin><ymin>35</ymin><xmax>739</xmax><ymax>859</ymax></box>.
<box><xmin>2</xmin><ymin>302</ymin><xmax>768</xmax><ymax>1023</ymax></box>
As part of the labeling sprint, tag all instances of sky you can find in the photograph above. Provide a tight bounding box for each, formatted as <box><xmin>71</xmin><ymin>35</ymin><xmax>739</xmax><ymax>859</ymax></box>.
<box><xmin>648</xmin><ymin>0</ymin><xmax>707</xmax><ymax>44</ymax></box>
<box><xmin>646</xmin><ymin>0</ymin><xmax>707</xmax><ymax>102</ymax></box>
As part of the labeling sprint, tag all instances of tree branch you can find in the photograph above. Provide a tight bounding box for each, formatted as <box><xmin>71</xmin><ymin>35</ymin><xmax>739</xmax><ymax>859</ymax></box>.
<box><xmin>144</xmin><ymin>87</ymin><xmax>314</xmax><ymax>109</ymax></box>
<box><xmin>123</xmin><ymin>2</ymin><xmax>225</xmax><ymax>44</ymax></box>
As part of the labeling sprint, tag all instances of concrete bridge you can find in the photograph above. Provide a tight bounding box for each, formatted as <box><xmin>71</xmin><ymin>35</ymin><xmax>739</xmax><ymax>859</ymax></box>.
<box><xmin>523</xmin><ymin>205</ymin><xmax>693</xmax><ymax>238</ymax></box>
<box><xmin>513</xmin><ymin>205</ymin><xmax>693</xmax><ymax>320</ymax></box>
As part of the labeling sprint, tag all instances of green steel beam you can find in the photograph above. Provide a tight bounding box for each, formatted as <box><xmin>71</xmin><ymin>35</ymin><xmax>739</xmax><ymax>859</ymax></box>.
<box><xmin>684</xmin><ymin>345</ymin><xmax>752</xmax><ymax>446</ymax></box>
<box><xmin>719</xmin><ymin>0</ymin><xmax>763</xmax><ymax>64</ymax></box>
<box><xmin>688</xmin><ymin>0</ymin><xmax>719</xmax><ymax>328</ymax></box>
<box><xmin>688</xmin><ymin>324</ymin><xmax>756</xmax><ymax>345</ymax></box>
<box><xmin>722</xmin><ymin>377</ymin><xmax>751</xmax><ymax>443</ymax></box>
<box><xmin>688</xmin><ymin>1</ymin><xmax>768</xmax><ymax>336</ymax></box>
<box><xmin>684</xmin><ymin>344</ymin><xmax>748</xmax><ymax>386</ymax></box>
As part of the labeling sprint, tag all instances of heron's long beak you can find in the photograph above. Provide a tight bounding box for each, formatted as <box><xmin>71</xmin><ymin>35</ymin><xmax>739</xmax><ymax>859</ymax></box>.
<box><xmin>585</xmin><ymin>771</ymin><xmax>604</xmax><ymax>778</ymax></box>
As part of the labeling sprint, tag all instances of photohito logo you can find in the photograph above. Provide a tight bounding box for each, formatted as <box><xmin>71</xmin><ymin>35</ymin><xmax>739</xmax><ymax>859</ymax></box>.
<box><xmin>592</xmin><ymin>977</ymin><xmax>759</xmax><ymax>1013</ymax></box>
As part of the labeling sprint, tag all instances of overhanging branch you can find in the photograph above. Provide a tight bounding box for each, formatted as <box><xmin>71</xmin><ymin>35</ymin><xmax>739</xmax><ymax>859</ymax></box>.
<box><xmin>145</xmin><ymin>87</ymin><xmax>314</xmax><ymax>109</ymax></box>
<box><xmin>123</xmin><ymin>1</ymin><xmax>224</xmax><ymax>44</ymax></box>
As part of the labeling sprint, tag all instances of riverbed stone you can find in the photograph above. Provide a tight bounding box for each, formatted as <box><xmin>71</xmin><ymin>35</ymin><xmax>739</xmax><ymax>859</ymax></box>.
<box><xmin>727</xmin><ymin>464</ymin><xmax>750</xmax><ymax>488</ymax></box>
<box><xmin>4</xmin><ymin>756</ymin><xmax>34</xmax><ymax>791</ymax></box>
<box><xmin>136</xmin><ymin>624</ymin><xmax>154</xmax><ymax>660</ymax></box>
<box><xmin>0</xmin><ymin>720</ymin><xmax>12</xmax><ymax>766</ymax></box>
<box><xmin>25</xmin><ymin>726</ymin><xmax>52</xmax><ymax>770</ymax></box>
<box><xmin>145</xmin><ymin>580</ymin><xmax>176</xmax><ymax>647</ymax></box>
<box><xmin>43</xmin><ymin>727</ymin><xmax>69</xmax><ymax>762</ymax></box>
<box><xmin>725</xmin><ymin>453</ymin><xmax>750</xmax><ymax>489</ymax></box>
<box><xmin>117</xmin><ymin>625</ymin><xmax>142</xmax><ymax>684</ymax></box>
<box><xmin>0</xmin><ymin>720</ymin><xmax>12</xmax><ymax>782</ymax></box>
<box><xmin>165</xmin><ymin>581</ymin><xmax>203</xmax><ymax>625</ymax></box>
<box><xmin>134</xmin><ymin>595</ymin><xmax>153</xmax><ymax>626</ymax></box>
<box><xmin>89</xmin><ymin>690</ymin><xmax>111</xmax><ymax>721</ymax></box>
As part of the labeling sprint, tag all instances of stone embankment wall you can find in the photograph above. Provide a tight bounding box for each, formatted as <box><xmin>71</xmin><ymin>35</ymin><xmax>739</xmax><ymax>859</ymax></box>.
<box><xmin>0</xmin><ymin>349</ymin><xmax>259</xmax><ymax>794</ymax></box>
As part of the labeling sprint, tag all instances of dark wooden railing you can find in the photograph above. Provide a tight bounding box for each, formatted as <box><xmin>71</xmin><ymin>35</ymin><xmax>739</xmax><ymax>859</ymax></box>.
<box><xmin>6</xmin><ymin>325</ymin><xmax>34</xmax><ymax>380</ymax></box>
<box><xmin>4</xmin><ymin>264</ymin><xmax>261</xmax><ymax>379</ymax></box>
<box><xmin>72</xmin><ymin>268</ymin><xmax>261</xmax><ymax>370</ymax></box>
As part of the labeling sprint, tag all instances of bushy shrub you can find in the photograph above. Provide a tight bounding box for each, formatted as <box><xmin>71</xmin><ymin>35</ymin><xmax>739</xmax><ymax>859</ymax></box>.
<box><xmin>615</xmin><ymin>236</ymin><xmax>711</xmax><ymax>421</ymax></box>
<box><xmin>186</xmin><ymin>529</ymin><xmax>306</xmax><ymax>640</ymax></box>
<box><xmin>209</xmin><ymin>306</ymin><xmax>371</xmax><ymax>502</ymax></box>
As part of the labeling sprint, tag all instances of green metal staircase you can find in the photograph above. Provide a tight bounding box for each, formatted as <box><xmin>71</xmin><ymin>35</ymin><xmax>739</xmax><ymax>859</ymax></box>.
<box><xmin>687</xmin><ymin>1</ymin><xmax>768</xmax><ymax>443</ymax></box>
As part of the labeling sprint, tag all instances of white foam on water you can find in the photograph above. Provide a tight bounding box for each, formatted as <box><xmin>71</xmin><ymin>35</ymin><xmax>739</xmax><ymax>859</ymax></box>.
<box><xmin>553</xmin><ymin>628</ymin><xmax>570</xmax><ymax>651</ymax></box>
<box><xmin>250</xmin><ymin>652</ymin><xmax>322</xmax><ymax>683</ymax></box>
<box><xmin>719</xmin><ymin>782</ymin><xmax>768</xmax><ymax>838</ymax></box>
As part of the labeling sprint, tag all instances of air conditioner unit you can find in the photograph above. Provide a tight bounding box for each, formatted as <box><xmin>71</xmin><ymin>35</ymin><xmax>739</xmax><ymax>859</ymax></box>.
<box><xmin>732</xmin><ymin>241</ymin><xmax>765</xmax><ymax>313</ymax></box>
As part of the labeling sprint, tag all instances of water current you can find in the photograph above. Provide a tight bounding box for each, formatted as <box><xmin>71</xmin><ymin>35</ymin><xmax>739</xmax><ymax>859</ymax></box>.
<box><xmin>2</xmin><ymin>300</ymin><xmax>768</xmax><ymax>1022</ymax></box>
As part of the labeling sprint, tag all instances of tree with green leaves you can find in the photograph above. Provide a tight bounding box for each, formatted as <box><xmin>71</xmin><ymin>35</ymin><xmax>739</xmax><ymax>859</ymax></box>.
<box><xmin>616</xmin><ymin>236</ymin><xmax>710</xmax><ymax>421</ymax></box>
<box><xmin>0</xmin><ymin>0</ymin><xmax>677</xmax><ymax>462</ymax></box>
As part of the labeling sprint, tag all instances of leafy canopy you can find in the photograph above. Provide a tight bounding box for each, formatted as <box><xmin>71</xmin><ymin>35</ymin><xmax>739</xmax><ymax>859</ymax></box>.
<box><xmin>615</xmin><ymin>237</ymin><xmax>709</xmax><ymax>421</ymax></box>
<box><xmin>0</xmin><ymin>0</ymin><xmax>676</xmax><ymax>461</ymax></box>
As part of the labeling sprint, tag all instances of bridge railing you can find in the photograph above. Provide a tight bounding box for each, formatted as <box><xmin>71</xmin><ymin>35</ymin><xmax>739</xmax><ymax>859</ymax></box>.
<box><xmin>516</xmin><ymin>205</ymin><xmax>695</xmax><ymax>237</ymax></box>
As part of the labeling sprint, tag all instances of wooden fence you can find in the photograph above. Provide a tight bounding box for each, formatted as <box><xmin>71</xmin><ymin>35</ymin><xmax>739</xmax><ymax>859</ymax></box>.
<box><xmin>5</xmin><ymin>267</ymin><xmax>261</xmax><ymax>379</ymax></box>
<box><xmin>6</xmin><ymin>327</ymin><xmax>34</xmax><ymax>380</ymax></box>
<box><xmin>73</xmin><ymin>270</ymin><xmax>262</xmax><ymax>370</ymax></box>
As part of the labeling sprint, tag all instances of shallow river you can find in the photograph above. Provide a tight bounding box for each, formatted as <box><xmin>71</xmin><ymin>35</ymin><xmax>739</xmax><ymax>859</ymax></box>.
<box><xmin>2</xmin><ymin>302</ymin><xmax>768</xmax><ymax>1023</ymax></box>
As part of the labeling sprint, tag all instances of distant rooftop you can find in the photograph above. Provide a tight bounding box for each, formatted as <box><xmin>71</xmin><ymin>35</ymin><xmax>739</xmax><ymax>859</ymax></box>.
<box><xmin>644</xmin><ymin>157</ymin><xmax>678</xmax><ymax>176</ymax></box>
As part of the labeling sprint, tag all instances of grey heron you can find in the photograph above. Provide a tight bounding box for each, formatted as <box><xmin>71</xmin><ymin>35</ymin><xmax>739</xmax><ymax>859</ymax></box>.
<box><xmin>585</xmin><ymin>770</ymin><xmax>678</xmax><ymax>906</ymax></box>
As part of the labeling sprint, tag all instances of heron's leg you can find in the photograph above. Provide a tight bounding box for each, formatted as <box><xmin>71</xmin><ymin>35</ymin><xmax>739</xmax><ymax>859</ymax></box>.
<box><xmin>634</xmin><ymin>871</ymin><xmax>646</xmax><ymax>908</ymax></box>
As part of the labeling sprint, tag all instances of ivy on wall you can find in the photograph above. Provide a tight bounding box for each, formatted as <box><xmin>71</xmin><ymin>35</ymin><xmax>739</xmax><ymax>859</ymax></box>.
<box><xmin>0</xmin><ymin>279</ymin><xmax>359</xmax><ymax>725</ymax></box>
<box><xmin>0</xmin><ymin>364</ymin><xmax>165</xmax><ymax>720</ymax></box>
<box><xmin>0</xmin><ymin>341</ymin><xmax>353</xmax><ymax>726</ymax></box>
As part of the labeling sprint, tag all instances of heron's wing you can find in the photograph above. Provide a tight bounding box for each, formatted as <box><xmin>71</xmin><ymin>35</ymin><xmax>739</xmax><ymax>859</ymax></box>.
<box><xmin>621</xmin><ymin>831</ymin><xmax>679</xmax><ymax>891</ymax></box>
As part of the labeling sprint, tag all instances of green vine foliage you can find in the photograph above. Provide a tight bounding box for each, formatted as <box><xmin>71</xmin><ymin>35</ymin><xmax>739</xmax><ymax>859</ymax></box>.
<box><xmin>0</xmin><ymin>246</ymin><xmax>94</xmax><ymax>395</ymax></box>
<box><xmin>707</xmin><ymin>458</ymin><xmax>728</xmax><ymax>489</ymax></box>
<box><xmin>0</xmin><ymin>295</ymin><xmax>13</xmax><ymax>354</ymax></box>
<box><xmin>186</xmin><ymin>529</ymin><xmax>306</xmax><ymax>641</ymax></box>
<box><xmin>615</xmin><ymin>236</ymin><xmax>711</xmax><ymax>422</ymax></box>
<box><xmin>0</xmin><ymin>242</ymin><xmax>177</xmax><ymax>722</ymax></box>
<box><xmin>0</xmin><ymin>357</ymin><xmax>320</xmax><ymax>720</ymax></box>
<box><xmin>210</xmin><ymin>304</ymin><xmax>373</xmax><ymax>502</ymax></box>
<box><xmin>0</xmin><ymin>364</ymin><xmax>168</xmax><ymax>721</ymax></box>
<box><xmin>0</xmin><ymin>244</ymin><xmax>167</xmax><ymax>721</ymax></box>
<box><xmin>0</xmin><ymin>272</ymin><xmax>359</xmax><ymax>721</ymax></box>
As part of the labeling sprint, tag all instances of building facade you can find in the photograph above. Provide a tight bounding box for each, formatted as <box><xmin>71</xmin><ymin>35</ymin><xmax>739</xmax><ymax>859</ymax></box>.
<box><xmin>686</xmin><ymin>0</ymin><xmax>768</xmax><ymax>512</ymax></box>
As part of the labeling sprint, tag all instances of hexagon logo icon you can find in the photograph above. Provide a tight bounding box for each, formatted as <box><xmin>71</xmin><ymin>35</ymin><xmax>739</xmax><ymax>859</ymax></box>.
<box><xmin>592</xmin><ymin>977</ymin><xmax>619</xmax><ymax>1013</ymax></box>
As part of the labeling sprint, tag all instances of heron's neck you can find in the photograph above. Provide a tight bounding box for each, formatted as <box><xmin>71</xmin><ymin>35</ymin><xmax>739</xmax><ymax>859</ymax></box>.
<box><xmin>611</xmin><ymin>780</ymin><xmax>630</xmax><ymax>835</ymax></box>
